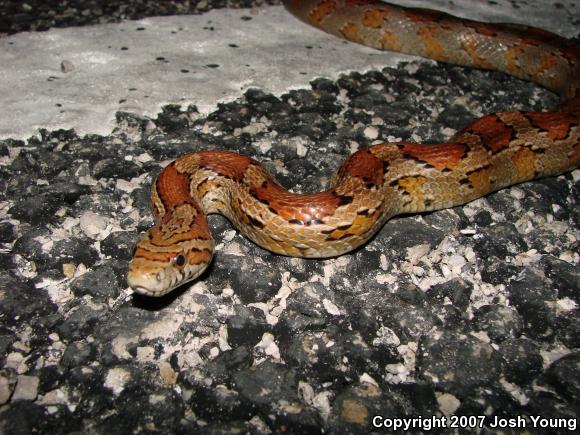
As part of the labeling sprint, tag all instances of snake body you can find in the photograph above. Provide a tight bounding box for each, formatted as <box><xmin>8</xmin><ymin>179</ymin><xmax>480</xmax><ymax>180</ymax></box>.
<box><xmin>128</xmin><ymin>0</ymin><xmax>579</xmax><ymax>296</ymax></box>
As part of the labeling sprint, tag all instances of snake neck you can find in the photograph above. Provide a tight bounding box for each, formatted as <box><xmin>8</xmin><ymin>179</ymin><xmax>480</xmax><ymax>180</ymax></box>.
<box><xmin>127</xmin><ymin>161</ymin><xmax>214</xmax><ymax>296</ymax></box>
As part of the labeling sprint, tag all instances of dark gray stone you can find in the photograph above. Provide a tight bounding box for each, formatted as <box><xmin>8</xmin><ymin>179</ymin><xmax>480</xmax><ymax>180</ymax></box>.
<box><xmin>507</xmin><ymin>269</ymin><xmax>558</xmax><ymax>339</ymax></box>
<box><xmin>101</xmin><ymin>230</ymin><xmax>138</xmax><ymax>260</ymax></box>
<box><xmin>473</xmin><ymin>222</ymin><xmax>528</xmax><ymax>259</ymax></box>
<box><xmin>60</xmin><ymin>341</ymin><xmax>96</xmax><ymax>368</ymax></box>
<box><xmin>226</xmin><ymin>306</ymin><xmax>269</xmax><ymax>348</ymax></box>
<box><xmin>233</xmin><ymin>361</ymin><xmax>298</xmax><ymax>406</ymax></box>
<box><xmin>499</xmin><ymin>337</ymin><xmax>543</xmax><ymax>386</ymax></box>
<box><xmin>417</xmin><ymin>330</ymin><xmax>502</xmax><ymax>395</ymax></box>
<box><xmin>0</xmin><ymin>271</ymin><xmax>57</xmax><ymax>325</ymax></box>
<box><xmin>538</xmin><ymin>352</ymin><xmax>580</xmax><ymax>402</ymax></box>
<box><xmin>70</xmin><ymin>264</ymin><xmax>121</xmax><ymax>298</ymax></box>
<box><xmin>0</xmin><ymin>221</ymin><xmax>16</xmax><ymax>243</ymax></box>
<box><xmin>473</xmin><ymin>305</ymin><xmax>524</xmax><ymax>342</ymax></box>
<box><xmin>541</xmin><ymin>255</ymin><xmax>580</xmax><ymax>301</ymax></box>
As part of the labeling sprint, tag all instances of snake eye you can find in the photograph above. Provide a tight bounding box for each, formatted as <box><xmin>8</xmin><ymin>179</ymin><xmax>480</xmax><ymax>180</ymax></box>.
<box><xmin>174</xmin><ymin>254</ymin><xmax>186</xmax><ymax>267</ymax></box>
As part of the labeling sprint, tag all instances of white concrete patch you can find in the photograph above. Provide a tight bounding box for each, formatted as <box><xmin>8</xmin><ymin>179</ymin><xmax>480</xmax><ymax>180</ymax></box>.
<box><xmin>0</xmin><ymin>6</ymin><xmax>401</xmax><ymax>140</ymax></box>
<box><xmin>0</xmin><ymin>1</ymin><xmax>577</xmax><ymax>140</ymax></box>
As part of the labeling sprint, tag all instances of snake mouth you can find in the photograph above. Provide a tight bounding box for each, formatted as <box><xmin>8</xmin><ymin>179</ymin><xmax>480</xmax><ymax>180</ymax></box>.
<box><xmin>131</xmin><ymin>284</ymin><xmax>173</xmax><ymax>298</ymax></box>
<box><xmin>127</xmin><ymin>275</ymin><xmax>173</xmax><ymax>297</ymax></box>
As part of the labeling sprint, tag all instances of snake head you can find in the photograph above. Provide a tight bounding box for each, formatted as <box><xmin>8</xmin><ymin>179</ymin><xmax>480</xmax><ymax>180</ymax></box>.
<box><xmin>127</xmin><ymin>206</ymin><xmax>215</xmax><ymax>296</ymax></box>
<box><xmin>127</xmin><ymin>246</ymin><xmax>211</xmax><ymax>297</ymax></box>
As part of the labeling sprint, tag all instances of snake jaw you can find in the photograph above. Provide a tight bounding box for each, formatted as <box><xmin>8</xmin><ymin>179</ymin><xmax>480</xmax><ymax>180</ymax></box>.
<box><xmin>127</xmin><ymin>258</ymin><xmax>210</xmax><ymax>297</ymax></box>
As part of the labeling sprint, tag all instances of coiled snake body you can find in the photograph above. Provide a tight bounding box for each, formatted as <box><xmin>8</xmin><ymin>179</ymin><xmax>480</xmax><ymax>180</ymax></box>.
<box><xmin>128</xmin><ymin>0</ymin><xmax>579</xmax><ymax>296</ymax></box>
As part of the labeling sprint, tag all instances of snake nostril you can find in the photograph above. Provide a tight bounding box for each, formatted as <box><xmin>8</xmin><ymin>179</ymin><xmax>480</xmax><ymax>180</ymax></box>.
<box><xmin>156</xmin><ymin>270</ymin><xmax>165</xmax><ymax>282</ymax></box>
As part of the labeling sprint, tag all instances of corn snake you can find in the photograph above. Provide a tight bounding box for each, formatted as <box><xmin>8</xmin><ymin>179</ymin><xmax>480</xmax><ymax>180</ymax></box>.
<box><xmin>128</xmin><ymin>0</ymin><xmax>579</xmax><ymax>296</ymax></box>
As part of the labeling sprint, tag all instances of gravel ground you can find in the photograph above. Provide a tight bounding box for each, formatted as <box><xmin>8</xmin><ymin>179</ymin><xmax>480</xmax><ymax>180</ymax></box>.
<box><xmin>0</xmin><ymin>1</ymin><xmax>578</xmax><ymax>434</ymax></box>
<box><xmin>0</xmin><ymin>0</ymin><xmax>280</xmax><ymax>35</ymax></box>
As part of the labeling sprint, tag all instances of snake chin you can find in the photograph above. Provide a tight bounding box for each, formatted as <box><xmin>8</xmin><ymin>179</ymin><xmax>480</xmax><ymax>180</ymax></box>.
<box><xmin>127</xmin><ymin>262</ymin><xmax>208</xmax><ymax>297</ymax></box>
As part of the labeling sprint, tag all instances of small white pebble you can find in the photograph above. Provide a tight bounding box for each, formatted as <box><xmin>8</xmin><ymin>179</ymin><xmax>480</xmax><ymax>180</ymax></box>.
<box><xmin>221</xmin><ymin>287</ymin><xmax>234</xmax><ymax>297</ymax></box>
<box><xmin>104</xmin><ymin>368</ymin><xmax>131</xmax><ymax>395</ymax></box>
<box><xmin>79</xmin><ymin>212</ymin><xmax>108</xmax><ymax>239</ymax></box>
<box><xmin>363</xmin><ymin>126</ymin><xmax>379</xmax><ymax>140</ymax></box>
<box><xmin>323</xmin><ymin>298</ymin><xmax>341</xmax><ymax>315</ymax></box>
<box><xmin>556</xmin><ymin>298</ymin><xmax>577</xmax><ymax>311</ymax></box>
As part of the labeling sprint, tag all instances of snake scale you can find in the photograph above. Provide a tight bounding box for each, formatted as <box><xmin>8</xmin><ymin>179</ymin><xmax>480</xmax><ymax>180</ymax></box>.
<box><xmin>128</xmin><ymin>0</ymin><xmax>579</xmax><ymax>296</ymax></box>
